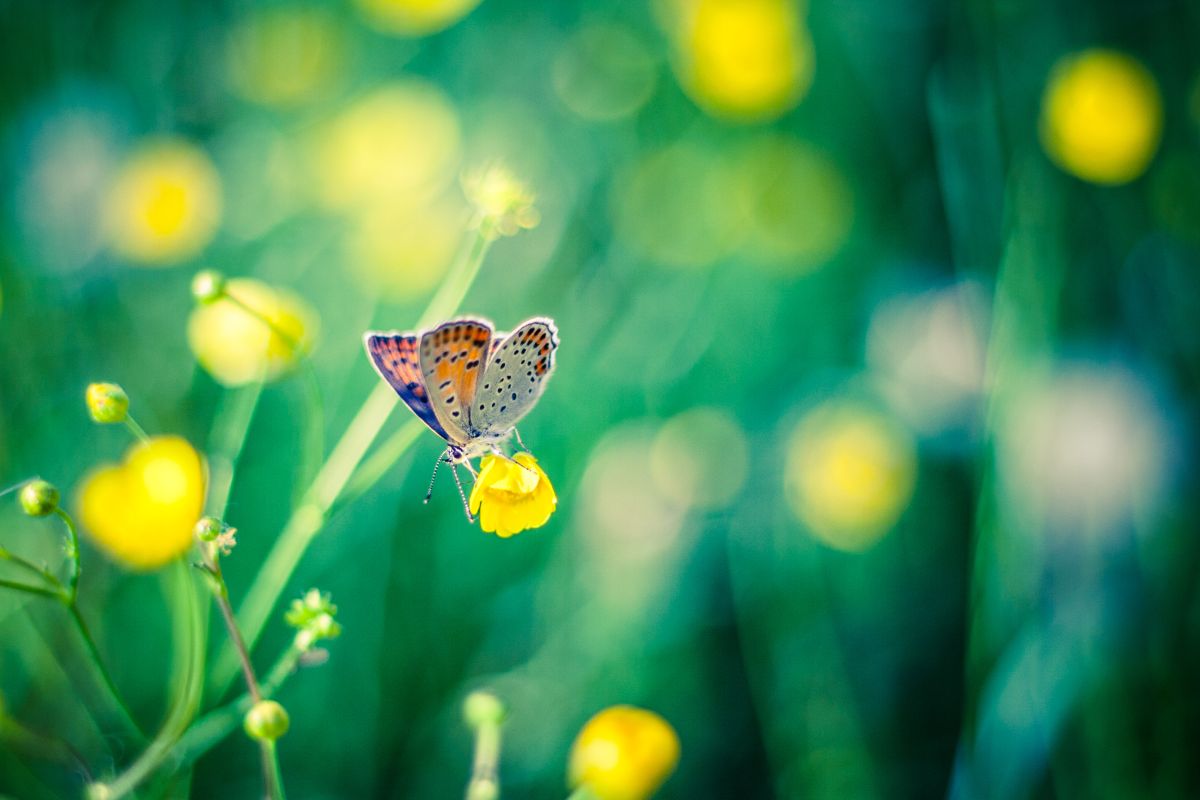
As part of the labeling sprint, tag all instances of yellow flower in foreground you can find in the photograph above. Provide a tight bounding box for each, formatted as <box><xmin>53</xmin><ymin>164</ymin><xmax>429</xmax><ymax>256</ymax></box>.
<box><xmin>671</xmin><ymin>0</ymin><xmax>813</xmax><ymax>121</ymax></box>
<box><xmin>105</xmin><ymin>139</ymin><xmax>222</xmax><ymax>265</ymax></box>
<box><xmin>78</xmin><ymin>436</ymin><xmax>206</xmax><ymax>570</ymax></box>
<box><xmin>568</xmin><ymin>706</ymin><xmax>680</xmax><ymax>800</ymax></box>
<box><xmin>1040</xmin><ymin>49</ymin><xmax>1162</xmax><ymax>185</ymax></box>
<box><xmin>468</xmin><ymin>453</ymin><xmax>556</xmax><ymax>537</ymax></box>
<box><xmin>783</xmin><ymin>402</ymin><xmax>916</xmax><ymax>552</ymax></box>
<box><xmin>355</xmin><ymin>0</ymin><xmax>482</xmax><ymax>36</ymax></box>
<box><xmin>187</xmin><ymin>277</ymin><xmax>316</xmax><ymax>387</ymax></box>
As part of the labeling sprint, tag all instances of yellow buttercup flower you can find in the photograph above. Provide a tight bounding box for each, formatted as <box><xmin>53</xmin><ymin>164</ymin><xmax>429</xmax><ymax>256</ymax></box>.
<box><xmin>783</xmin><ymin>402</ymin><xmax>916</xmax><ymax>552</ymax></box>
<box><xmin>568</xmin><ymin>706</ymin><xmax>680</xmax><ymax>800</ymax></box>
<box><xmin>187</xmin><ymin>277</ymin><xmax>316</xmax><ymax>387</ymax></box>
<box><xmin>670</xmin><ymin>0</ymin><xmax>813</xmax><ymax>121</ymax></box>
<box><xmin>78</xmin><ymin>436</ymin><xmax>206</xmax><ymax>570</ymax></box>
<box><xmin>468</xmin><ymin>453</ymin><xmax>556</xmax><ymax>538</ymax></box>
<box><xmin>105</xmin><ymin>138</ymin><xmax>222</xmax><ymax>265</ymax></box>
<box><xmin>355</xmin><ymin>0</ymin><xmax>482</xmax><ymax>36</ymax></box>
<box><xmin>1040</xmin><ymin>49</ymin><xmax>1162</xmax><ymax>185</ymax></box>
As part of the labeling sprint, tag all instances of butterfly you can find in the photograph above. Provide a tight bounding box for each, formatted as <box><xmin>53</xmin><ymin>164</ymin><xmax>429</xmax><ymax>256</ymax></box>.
<box><xmin>364</xmin><ymin>316</ymin><xmax>558</xmax><ymax>518</ymax></box>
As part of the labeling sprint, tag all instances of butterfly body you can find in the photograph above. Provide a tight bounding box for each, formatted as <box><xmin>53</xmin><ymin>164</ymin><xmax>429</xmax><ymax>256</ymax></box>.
<box><xmin>365</xmin><ymin>316</ymin><xmax>558</xmax><ymax>470</ymax></box>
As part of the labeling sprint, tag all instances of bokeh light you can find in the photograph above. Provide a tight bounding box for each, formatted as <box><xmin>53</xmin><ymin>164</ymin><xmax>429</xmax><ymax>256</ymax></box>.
<box><xmin>355</xmin><ymin>0</ymin><xmax>482</xmax><ymax>36</ymax></box>
<box><xmin>552</xmin><ymin>23</ymin><xmax>658</xmax><ymax>122</ymax></box>
<box><xmin>666</xmin><ymin>0</ymin><xmax>814</xmax><ymax>121</ymax></box>
<box><xmin>730</xmin><ymin>135</ymin><xmax>853</xmax><ymax>273</ymax></box>
<box><xmin>996</xmin><ymin>364</ymin><xmax>1173</xmax><ymax>535</ymax></box>
<box><xmin>226</xmin><ymin>6</ymin><xmax>345</xmax><ymax>108</ymax></box>
<box><xmin>187</xmin><ymin>277</ymin><xmax>316</xmax><ymax>387</ymax></box>
<box><xmin>783</xmin><ymin>401</ymin><xmax>917</xmax><ymax>551</ymax></box>
<box><xmin>346</xmin><ymin>195</ymin><xmax>465</xmax><ymax>300</ymax></box>
<box><xmin>650</xmin><ymin>406</ymin><xmax>748</xmax><ymax>511</ymax></box>
<box><xmin>866</xmin><ymin>281</ymin><xmax>988</xmax><ymax>437</ymax></box>
<box><xmin>313</xmin><ymin>81</ymin><xmax>461</xmax><ymax>211</ymax></box>
<box><xmin>1039</xmin><ymin>49</ymin><xmax>1162</xmax><ymax>185</ymax></box>
<box><xmin>105</xmin><ymin>138</ymin><xmax>223</xmax><ymax>266</ymax></box>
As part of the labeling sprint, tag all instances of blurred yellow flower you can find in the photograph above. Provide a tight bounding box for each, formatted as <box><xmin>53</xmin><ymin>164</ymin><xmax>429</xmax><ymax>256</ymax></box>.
<box><xmin>227</xmin><ymin>7</ymin><xmax>344</xmax><ymax>107</ymax></box>
<box><xmin>315</xmin><ymin>82</ymin><xmax>461</xmax><ymax>210</ymax></box>
<box><xmin>468</xmin><ymin>453</ymin><xmax>556</xmax><ymax>538</ymax></box>
<box><xmin>462</xmin><ymin>164</ymin><xmax>540</xmax><ymax>239</ymax></box>
<box><xmin>568</xmin><ymin>706</ymin><xmax>680</xmax><ymax>800</ymax></box>
<box><xmin>784</xmin><ymin>403</ymin><xmax>916</xmax><ymax>552</ymax></box>
<box><xmin>1040</xmin><ymin>49</ymin><xmax>1162</xmax><ymax>185</ymax></box>
<box><xmin>105</xmin><ymin>139</ymin><xmax>222</xmax><ymax>265</ymax></box>
<box><xmin>670</xmin><ymin>0</ymin><xmax>813</xmax><ymax>121</ymax></box>
<box><xmin>347</xmin><ymin>197</ymin><xmax>465</xmax><ymax>300</ymax></box>
<box><xmin>355</xmin><ymin>0</ymin><xmax>482</xmax><ymax>36</ymax></box>
<box><xmin>187</xmin><ymin>277</ymin><xmax>316</xmax><ymax>387</ymax></box>
<box><xmin>78</xmin><ymin>436</ymin><xmax>206</xmax><ymax>570</ymax></box>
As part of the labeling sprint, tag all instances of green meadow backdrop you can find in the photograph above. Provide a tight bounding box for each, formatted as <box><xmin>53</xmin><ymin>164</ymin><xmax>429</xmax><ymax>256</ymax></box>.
<box><xmin>1</xmin><ymin>0</ymin><xmax>1199</xmax><ymax>797</ymax></box>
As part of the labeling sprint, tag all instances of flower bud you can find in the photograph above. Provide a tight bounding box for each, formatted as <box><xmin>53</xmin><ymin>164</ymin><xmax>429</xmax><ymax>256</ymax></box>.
<box><xmin>194</xmin><ymin>516</ymin><xmax>222</xmax><ymax>542</ymax></box>
<box><xmin>463</xmin><ymin>690</ymin><xmax>506</xmax><ymax>729</ymax></box>
<box><xmin>191</xmin><ymin>270</ymin><xmax>226</xmax><ymax>304</ymax></box>
<box><xmin>19</xmin><ymin>480</ymin><xmax>59</xmax><ymax>517</ymax></box>
<box><xmin>85</xmin><ymin>383</ymin><xmax>129</xmax><ymax>424</ymax></box>
<box><xmin>568</xmin><ymin>706</ymin><xmax>680</xmax><ymax>800</ymax></box>
<box><xmin>244</xmin><ymin>699</ymin><xmax>290</xmax><ymax>742</ymax></box>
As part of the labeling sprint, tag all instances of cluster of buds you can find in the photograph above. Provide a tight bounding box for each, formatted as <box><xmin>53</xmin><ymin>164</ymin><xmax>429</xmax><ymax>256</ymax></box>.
<box><xmin>194</xmin><ymin>516</ymin><xmax>238</xmax><ymax>556</ymax></box>
<box><xmin>284</xmin><ymin>589</ymin><xmax>342</xmax><ymax>654</ymax></box>
<box><xmin>461</xmin><ymin>164</ymin><xmax>540</xmax><ymax>240</ymax></box>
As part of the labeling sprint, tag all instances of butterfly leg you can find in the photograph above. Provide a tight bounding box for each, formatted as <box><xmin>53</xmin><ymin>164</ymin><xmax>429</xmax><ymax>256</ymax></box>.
<box><xmin>424</xmin><ymin>453</ymin><xmax>449</xmax><ymax>503</ymax></box>
<box><xmin>513</xmin><ymin>427</ymin><xmax>528</xmax><ymax>450</ymax></box>
<box><xmin>449</xmin><ymin>463</ymin><xmax>475</xmax><ymax>522</ymax></box>
<box><xmin>490</xmin><ymin>447</ymin><xmax>537</xmax><ymax>476</ymax></box>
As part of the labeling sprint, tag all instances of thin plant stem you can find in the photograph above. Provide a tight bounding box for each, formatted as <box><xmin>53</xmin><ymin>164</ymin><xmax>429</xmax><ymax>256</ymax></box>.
<box><xmin>67</xmin><ymin>603</ymin><xmax>145</xmax><ymax>743</ymax></box>
<box><xmin>0</xmin><ymin>545</ymin><xmax>61</xmax><ymax>588</ymax></box>
<box><xmin>211</xmin><ymin>228</ymin><xmax>496</xmax><ymax>699</ymax></box>
<box><xmin>0</xmin><ymin>715</ymin><xmax>94</xmax><ymax>782</ymax></box>
<box><xmin>55</xmin><ymin>508</ymin><xmax>80</xmax><ymax>600</ymax></box>
<box><xmin>95</xmin><ymin>560</ymin><xmax>206</xmax><ymax>800</ymax></box>
<box><xmin>123</xmin><ymin>415</ymin><xmax>151</xmax><ymax>444</ymax></box>
<box><xmin>264</xmin><ymin>740</ymin><xmax>287</xmax><ymax>800</ymax></box>
<box><xmin>0</xmin><ymin>578</ymin><xmax>61</xmax><ymax>600</ymax></box>
<box><xmin>465</xmin><ymin>719</ymin><xmax>502</xmax><ymax>800</ymax></box>
<box><xmin>206</xmin><ymin>380</ymin><xmax>264</xmax><ymax>516</ymax></box>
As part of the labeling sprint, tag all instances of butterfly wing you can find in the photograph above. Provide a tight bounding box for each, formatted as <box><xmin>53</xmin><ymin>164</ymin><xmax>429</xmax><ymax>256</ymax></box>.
<box><xmin>364</xmin><ymin>333</ymin><xmax>451</xmax><ymax>441</ymax></box>
<box><xmin>472</xmin><ymin>317</ymin><xmax>558</xmax><ymax>436</ymax></box>
<box><xmin>419</xmin><ymin>318</ymin><xmax>494</xmax><ymax>442</ymax></box>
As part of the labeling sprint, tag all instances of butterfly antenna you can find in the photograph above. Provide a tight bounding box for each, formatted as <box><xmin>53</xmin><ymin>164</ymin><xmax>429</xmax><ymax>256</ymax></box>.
<box><xmin>450</xmin><ymin>463</ymin><xmax>475</xmax><ymax>522</ymax></box>
<box><xmin>425</xmin><ymin>454</ymin><xmax>447</xmax><ymax>503</ymax></box>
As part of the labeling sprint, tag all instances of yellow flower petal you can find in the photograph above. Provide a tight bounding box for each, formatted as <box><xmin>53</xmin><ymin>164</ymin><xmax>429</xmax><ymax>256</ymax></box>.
<box><xmin>78</xmin><ymin>436</ymin><xmax>206</xmax><ymax>570</ymax></box>
<box><xmin>469</xmin><ymin>453</ymin><xmax>557</xmax><ymax>537</ymax></box>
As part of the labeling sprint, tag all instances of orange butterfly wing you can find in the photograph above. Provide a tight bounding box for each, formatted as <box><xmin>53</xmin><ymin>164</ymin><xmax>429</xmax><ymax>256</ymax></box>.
<box><xmin>418</xmin><ymin>318</ymin><xmax>494</xmax><ymax>441</ymax></box>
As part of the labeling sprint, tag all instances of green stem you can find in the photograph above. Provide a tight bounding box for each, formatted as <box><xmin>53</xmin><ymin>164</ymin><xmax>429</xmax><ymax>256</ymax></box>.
<box><xmin>262</xmin><ymin>740</ymin><xmax>287</xmax><ymax>800</ymax></box>
<box><xmin>0</xmin><ymin>578</ymin><xmax>61</xmax><ymax>600</ymax></box>
<box><xmin>211</xmin><ymin>228</ymin><xmax>495</xmax><ymax>699</ymax></box>
<box><xmin>55</xmin><ymin>508</ymin><xmax>81</xmax><ymax>600</ymax></box>
<box><xmin>123</xmin><ymin>415</ymin><xmax>151</xmax><ymax>444</ymax></box>
<box><xmin>466</xmin><ymin>721</ymin><xmax>502</xmax><ymax>800</ymax></box>
<box><xmin>68</xmin><ymin>602</ymin><xmax>145</xmax><ymax>743</ymax></box>
<box><xmin>0</xmin><ymin>716</ymin><xmax>94</xmax><ymax>782</ymax></box>
<box><xmin>206</xmin><ymin>380</ymin><xmax>264</xmax><ymax>517</ymax></box>
<box><xmin>0</xmin><ymin>545</ymin><xmax>62</xmax><ymax>589</ymax></box>
<box><xmin>95</xmin><ymin>559</ymin><xmax>206</xmax><ymax>800</ymax></box>
<box><xmin>170</xmin><ymin>644</ymin><xmax>302</xmax><ymax>769</ymax></box>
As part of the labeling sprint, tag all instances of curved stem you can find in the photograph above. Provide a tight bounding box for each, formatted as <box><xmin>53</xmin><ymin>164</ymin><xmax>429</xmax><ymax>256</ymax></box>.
<box><xmin>211</xmin><ymin>228</ymin><xmax>496</xmax><ymax>699</ymax></box>
<box><xmin>95</xmin><ymin>559</ymin><xmax>206</xmax><ymax>800</ymax></box>
<box><xmin>123</xmin><ymin>415</ymin><xmax>151</xmax><ymax>444</ymax></box>
<box><xmin>55</xmin><ymin>508</ymin><xmax>81</xmax><ymax>600</ymax></box>
<box><xmin>68</xmin><ymin>602</ymin><xmax>144</xmax><ymax>743</ymax></box>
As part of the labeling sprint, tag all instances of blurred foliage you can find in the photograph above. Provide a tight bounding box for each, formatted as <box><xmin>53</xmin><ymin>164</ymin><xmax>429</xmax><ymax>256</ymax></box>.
<box><xmin>1</xmin><ymin>0</ymin><xmax>1200</xmax><ymax>798</ymax></box>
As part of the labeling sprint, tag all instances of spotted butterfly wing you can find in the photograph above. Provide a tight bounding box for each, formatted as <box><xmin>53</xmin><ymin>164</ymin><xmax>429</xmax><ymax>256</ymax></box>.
<box><xmin>364</xmin><ymin>333</ymin><xmax>451</xmax><ymax>441</ymax></box>
<box><xmin>472</xmin><ymin>318</ymin><xmax>558</xmax><ymax>435</ymax></box>
<box><xmin>418</xmin><ymin>318</ymin><xmax>494</xmax><ymax>442</ymax></box>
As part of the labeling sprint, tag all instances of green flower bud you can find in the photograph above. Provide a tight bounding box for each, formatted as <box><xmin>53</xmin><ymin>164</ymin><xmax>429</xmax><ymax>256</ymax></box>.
<box><xmin>463</xmin><ymin>690</ymin><xmax>506</xmax><ymax>729</ymax></box>
<box><xmin>19</xmin><ymin>480</ymin><xmax>59</xmax><ymax>517</ymax></box>
<box><xmin>191</xmin><ymin>270</ymin><xmax>226</xmax><ymax>304</ymax></box>
<box><xmin>244</xmin><ymin>699</ymin><xmax>290</xmax><ymax>742</ymax></box>
<box><xmin>85</xmin><ymin>783</ymin><xmax>112</xmax><ymax>800</ymax></box>
<box><xmin>85</xmin><ymin>383</ymin><xmax>129</xmax><ymax>424</ymax></box>
<box><xmin>194</xmin><ymin>516</ymin><xmax>222</xmax><ymax>542</ymax></box>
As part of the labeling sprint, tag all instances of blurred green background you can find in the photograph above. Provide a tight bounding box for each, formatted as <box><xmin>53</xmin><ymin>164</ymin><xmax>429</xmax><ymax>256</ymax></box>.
<box><xmin>2</xmin><ymin>0</ymin><xmax>1200</xmax><ymax>797</ymax></box>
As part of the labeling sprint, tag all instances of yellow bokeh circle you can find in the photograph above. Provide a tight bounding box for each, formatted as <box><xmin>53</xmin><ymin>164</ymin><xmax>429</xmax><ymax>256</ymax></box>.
<box><xmin>1040</xmin><ymin>49</ymin><xmax>1162</xmax><ymax>185</ymax></box>
<box><xmin>227</xmin><ymin>7</ymin><xmax>344</xmax><ymax>107</ymax></box>
<box><xmin>783</xmin><ymin>402</ymin><xmax>916</xmax><ymax>551</ymax></box>
<box><xmin>355</xmin><ymin>0</ymin><xmax>482</xmax><ymax>36</ymax></box>
<box><xmin>105</xmin><ymin>139</ymin><xmax>222</xmax><ymax>266</ymax></box>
